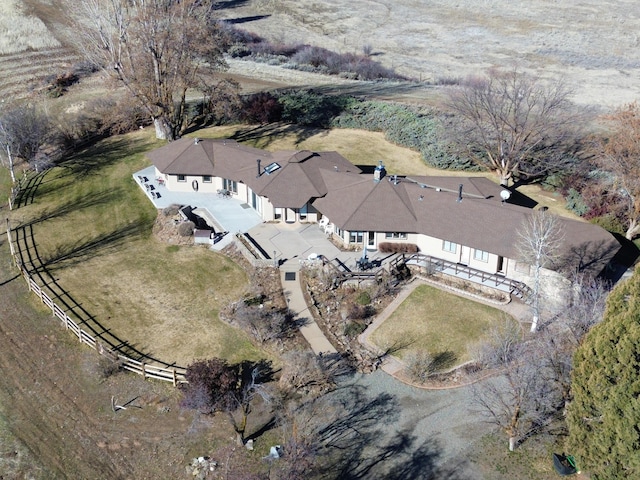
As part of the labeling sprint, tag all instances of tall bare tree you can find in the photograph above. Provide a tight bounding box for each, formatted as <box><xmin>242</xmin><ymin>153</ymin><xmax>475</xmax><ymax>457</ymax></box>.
<box><xmin>74</xmin><ymin>0</ymin><xmax>230</xmax><ymax>140</ymax></box>
<box><xmin>472</xmin><ymin>340</ymin><xmax>561</xmax><ymax>452</ymax></box>
<box><xmin>447</xmin><ymin>68</ymin><xmax>579</xmax><ymax>186</ymax></box>
<box><xmin>0</xmin><ymin>104</ymin><xmax>51</xmax><ymax>180</ymax></box>
<box><xmin>594</xmin><ymin>102</ymin><xmax>640</xmax><ymax>239</ymax></box>
<box><xmin>517</xmin><ymin>210</ymin><xmax>564</xmax><ymax>332</ymax></box>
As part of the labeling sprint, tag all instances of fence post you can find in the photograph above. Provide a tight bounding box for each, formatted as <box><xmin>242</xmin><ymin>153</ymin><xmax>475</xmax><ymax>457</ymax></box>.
<box><xmin>172</xmin><ymin>369</ymin><xmax>177</xmax><ymax>387</ymax></box>
<box><xmin>6</xmin><ymin>218</ymin><xmax>16</xmax><ymax>264</ymax></box>
<box><xmin>142</xmin><ymin>363</ymin><xmax>146</xmax><ymax>379</ymax></box>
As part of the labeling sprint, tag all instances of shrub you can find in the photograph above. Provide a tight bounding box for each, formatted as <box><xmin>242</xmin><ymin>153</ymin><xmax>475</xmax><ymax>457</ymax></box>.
<box><xmin>71</xmin><ymin>60</ymin><xmax>99</xmax><ymax>77</ymax></box>
<box><xmin>177</xmin><ymin>221</ymin><xmax>195</xmax><ymax>237</ymax></box>
<box><xmin>378</xmin><ymin>242</ymin><xmax>419</xmax><ymax>253</ymax></box>
<box><xmin>232</xmin><ymin>303</ymin><xmax>295</xmax><ymax>344</ymax></box>
<box><xmin>97</xmin><ymin>355</ymin><xmax>123</xmax><ymax>379</ymax></box>
<box><xmin>332</xmin><ymin>100</ymin><xmax>476</xmax><ymax>171</ymax></box>
<box><xmin>347</xmin><ymin>302</ymin><xmax>375</xmax><ymax>320</ymax></box>
<box><xmin>162</xmin><ymin>204</ymin><xmax>182</xmax><ymax>216</ymax></box>
<box><xmin>43</xmin><ymin>71</ymin><xmax>79</xmax><ymax>97</ymax></box>
<box><xmin>565</xmin><ymin>188</ymin><xmax>590</xmax><ymax>216</ymax></box>
<box><xmin>344</xmin><ymin>320</ymin><xmax>366</xmax><ymax>338</ymax></box>
<box><xmin>589</xmin><ymin>215</ymin><xmax>626</xmax><ymax>235</ymax></box>
<box><xmin>241</xmin><ymin>92</ymin><xmax>283</xmax><ymax>124</ymax></box>
<box><xmin>356</xmin><ymin>291</ymin><xmax>371</xmax><ymax>305</ymax></box>
<box><xmin>404</xmin><ymin>350</ymin><xmax>434</xmax><ymax>383</ymax></box>
<box><xmin>277</xmin><ymin>90</ymin><xmax>354</xmax><ymax>127</ymax></box>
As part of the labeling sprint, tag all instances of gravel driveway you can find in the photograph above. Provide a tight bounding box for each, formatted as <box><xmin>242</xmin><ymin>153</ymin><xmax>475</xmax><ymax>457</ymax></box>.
<box><xmin>327</xmin><ymin>370</ymin><xmax>490</xmax><ymax>479</ymax></box>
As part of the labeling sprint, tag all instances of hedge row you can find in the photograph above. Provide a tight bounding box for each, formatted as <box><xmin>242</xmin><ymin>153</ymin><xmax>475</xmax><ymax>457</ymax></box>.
<box><xmin>331</xmin><ymin>100</ymin><xmax>479</xmax><ymax>171</ymax></box>
<box><xmin>378</xmin><ymin>242</ymin><xmax>419</xmax><ymax>253</ymax></box>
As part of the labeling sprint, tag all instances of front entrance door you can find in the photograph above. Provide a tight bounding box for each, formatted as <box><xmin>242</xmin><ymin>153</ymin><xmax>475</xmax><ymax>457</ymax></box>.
<box><xmin>459</xmin><ymin>245</ymin><xmax>470</xmax><ymax>265</ymax></box>
<box><xmin>285</xmin><ymin>208</ymin><xmax>296</xmax><ymax>223</ymax></box>
<box><xmin>367</xmin><ymin>231</ymin><xmax>376</xmax><ymax>248</ymax></box>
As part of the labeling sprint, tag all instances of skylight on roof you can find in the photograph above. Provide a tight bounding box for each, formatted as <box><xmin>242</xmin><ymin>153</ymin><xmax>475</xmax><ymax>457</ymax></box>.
<box><xmin>264</xmin><ymin>162</ymin><xmax>281</xmax><ymax>175</ymax></box>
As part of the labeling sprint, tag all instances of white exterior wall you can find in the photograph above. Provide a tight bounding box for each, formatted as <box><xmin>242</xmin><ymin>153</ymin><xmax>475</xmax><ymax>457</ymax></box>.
<box><xmin>162</xmin><ymin>172</ymin><xmax>223</xmax><ymax>193</ymax></box>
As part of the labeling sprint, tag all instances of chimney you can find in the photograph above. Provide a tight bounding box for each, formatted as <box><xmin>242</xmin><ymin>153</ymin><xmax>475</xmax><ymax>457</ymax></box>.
<box><xmin>256</xmin><ymin>159</ymin><xmax>261</xmax><ymax>178</ymax></box>
<box><xmin>457</xmin><ymin>183</ymin><xmax>463</xmax><ymax>203</ymax></box>
<box><xmin>373</xmin><ymin>160</ymin><xmax>386</xmax><ymax>183</ymax></box>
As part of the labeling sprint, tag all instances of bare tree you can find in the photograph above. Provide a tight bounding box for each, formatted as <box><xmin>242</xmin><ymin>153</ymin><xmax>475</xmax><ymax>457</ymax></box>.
<box><xmin>447</xmin><ymin>67</ymin><xmax>579</xmax><ymax>186</ymax></box>
<box><xmin>232</xmin><ymin>302</ymin><xmax>296</xmax><ymax>345</ymax></box>
<box><xmin>594</xmin><ymin>102</ymin><xmax>640</xmax><ymax>239</ymax></box>
<box><xmin>279</xmin><ymin>350</ymin><xmax>344</xmax><ymax>396</ymax></box>
<box><xmin>561</xmin><ymin>273</ymin><xmax>609</xmax><ymax>343</ymax></box>
<box><xmin>473</xmin><ymin>314</ymin><xmax>523</xmax><ymax>368</ymax></box>
<box><xmin>73</xmin><ymin>0</ymin><xmax>231</xmax><ymax>140</ymax></box>
<box><xmin>181</xmin><ymin>358</ymin><xmax>273</xmax><ymax>446</ymax></box>
<box><xmin>472</xmin><ymin>350</ymin><xmax>558</xmax><ymax>451</ymax></box>
<box><xmin>0</xmin><ymin>104</ymin><xmax>51</xmax><ymax>179</ymax></box>
<box><xmin>517</xmin><ymin>210</ymin><xmax>564</xmax><ymax>332</ymax></box>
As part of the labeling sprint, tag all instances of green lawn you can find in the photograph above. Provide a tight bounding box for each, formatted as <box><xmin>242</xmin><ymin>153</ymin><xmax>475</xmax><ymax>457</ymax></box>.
<box><xmin>370</xmin><ymin>283</ymin><xmax>517</xmax><ymax>365</ymax></box>
<box><xmin>9</xmin><ymin>129</ymin><xmax>266</xmax><ymax>366</ymax></box>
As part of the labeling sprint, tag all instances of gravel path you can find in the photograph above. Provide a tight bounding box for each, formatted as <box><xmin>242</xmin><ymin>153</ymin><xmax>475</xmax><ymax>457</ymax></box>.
<box><xmin>334</xmin><ymin>370</ymin><xmax>489</xmax><ymax>479</ymax></box>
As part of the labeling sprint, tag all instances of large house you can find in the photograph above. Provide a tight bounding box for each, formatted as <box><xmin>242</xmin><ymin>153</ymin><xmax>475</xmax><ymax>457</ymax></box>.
<box><xmin>147</xmin><ymin>137</ymin><xmax>621</xmax><ymax>297</ymax></box>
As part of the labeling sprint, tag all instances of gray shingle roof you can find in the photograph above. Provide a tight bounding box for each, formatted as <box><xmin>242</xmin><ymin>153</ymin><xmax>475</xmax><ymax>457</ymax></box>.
<box><xmin>147</xmin><ymin>138</ymin><xmax>620</xmax><ymax>274</ymax></box>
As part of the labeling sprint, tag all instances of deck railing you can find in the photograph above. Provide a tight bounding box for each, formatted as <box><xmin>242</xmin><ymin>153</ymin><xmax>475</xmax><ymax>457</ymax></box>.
<box><xmin>390</xmin><ymin>253</ymin><xmax>532</xmax><ymax>299</ymax></box>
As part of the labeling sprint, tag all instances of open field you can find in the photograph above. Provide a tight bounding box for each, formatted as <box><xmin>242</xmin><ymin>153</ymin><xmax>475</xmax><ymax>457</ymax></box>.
<box><xmin>223</xmin><ymin>0</ymin><xmax>640</xmax><ymax>109</ymax></box>
<box><xmin>369</xmin><ymin>284</ymin><xmax>517</xmax><ymax>365</ymax></box>
<box><xmin>0</xmin><ymin>0</ymin><xmax>81</xmax><ymax>100</ymax></box>
<box><xmin>0</xmin><ymin>0</ymin><xmax>59</xmax><ymax>54</ymax></box>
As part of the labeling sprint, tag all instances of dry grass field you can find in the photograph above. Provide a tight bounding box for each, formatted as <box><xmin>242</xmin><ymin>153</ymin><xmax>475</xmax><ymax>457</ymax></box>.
<box><xmin>0</xmin><ymin>0</ymin><xmax>81</xmax><ymax>100</ymax></box>
<box><xmin>223</xmin><ymin>0</ymin><xmax>640</xmax><ymax>109</ymax></box>
<box><xmin>0</xmin><ymin>0</ymin><xmax>59</xmax><ymax>54</ymax></box>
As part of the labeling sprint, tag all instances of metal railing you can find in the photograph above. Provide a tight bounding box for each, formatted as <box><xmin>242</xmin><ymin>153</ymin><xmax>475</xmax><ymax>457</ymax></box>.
<box><xmin>390</xmin><ymin>253</ymin><xmax>532</xmax><ymax>299</ymax></box>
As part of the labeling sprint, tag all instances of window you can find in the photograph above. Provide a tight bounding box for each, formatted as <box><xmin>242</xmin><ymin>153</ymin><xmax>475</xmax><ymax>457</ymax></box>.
<box><xmin>202</xmin><ymin>175</ymin><xmax>212</xmax><ymax>183</ymax></box>
<box><xmin>349</xmin><ymin>231</ymin><xmax>364</xmax><ymax>243</ymax></box>
<box><xmin>385</xmin><ymin>232</ymin><xmax>407</xmax><ymax>239</ymax></box>
<box><xmin>177</xmin><ymin>174</ymin><xmax>186</xmax><ymax>182</ymax></box>
<box><xmin>223</xmin><ymin>178</ymin><xmax>238</xmax><ymax>193</ymax></box>
<box><xmin>264</xmin><ymin>162</ymin><xmax>281</xmax><ymax>174</ymax></box>
<box><xmin>474</xmin><ymin>249</ymin><xmax>489</xmax><ymax>262</ymax></box>
<box><xmin>442</xmin><ymin>240</ymin><xmax>457</xmax><ymax>253</ymax></box>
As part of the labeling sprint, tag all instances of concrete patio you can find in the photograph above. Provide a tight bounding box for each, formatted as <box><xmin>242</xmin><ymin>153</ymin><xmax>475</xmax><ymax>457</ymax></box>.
<box><xmin>134</xmin><ymin>165</ymin><xmax>263</xmax><ymax>249</ymax></box>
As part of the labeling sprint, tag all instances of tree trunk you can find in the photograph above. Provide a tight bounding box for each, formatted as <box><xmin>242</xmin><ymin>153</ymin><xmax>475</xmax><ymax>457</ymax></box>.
<box><xmin>5</xmin><ymin>144</ymin><xmax>15</xmax><ymax>183</ymax></box>
<box><xmin>498</xmin><ymin>169</ymin><xmax>511</xmax><ymax>187</ymax></box>
<box><xmin>530</xmin><ymin>313</ymin><xmax>539</xmax><ymax>333</ymax></box>
<box><xmin>626</xmin><ymin>219</ymin><xmax>640</xmax><ymax>241</ymax></box>
<box><xmin>153</xmin><ymin>117</ymin><xmax>175</xmax><ymax>141</ymax></box>
<box><xmin>228</xmin><ymin>410</ymin><xmax>247</xmax><ymax>447</ymax></box>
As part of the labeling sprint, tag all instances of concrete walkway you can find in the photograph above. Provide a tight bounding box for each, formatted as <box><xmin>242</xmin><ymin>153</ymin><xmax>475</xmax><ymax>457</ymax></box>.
<box><xmin>279</xmin><ymin>262</ymin><xmax>337</xmax><ymax>355</ymax></box>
